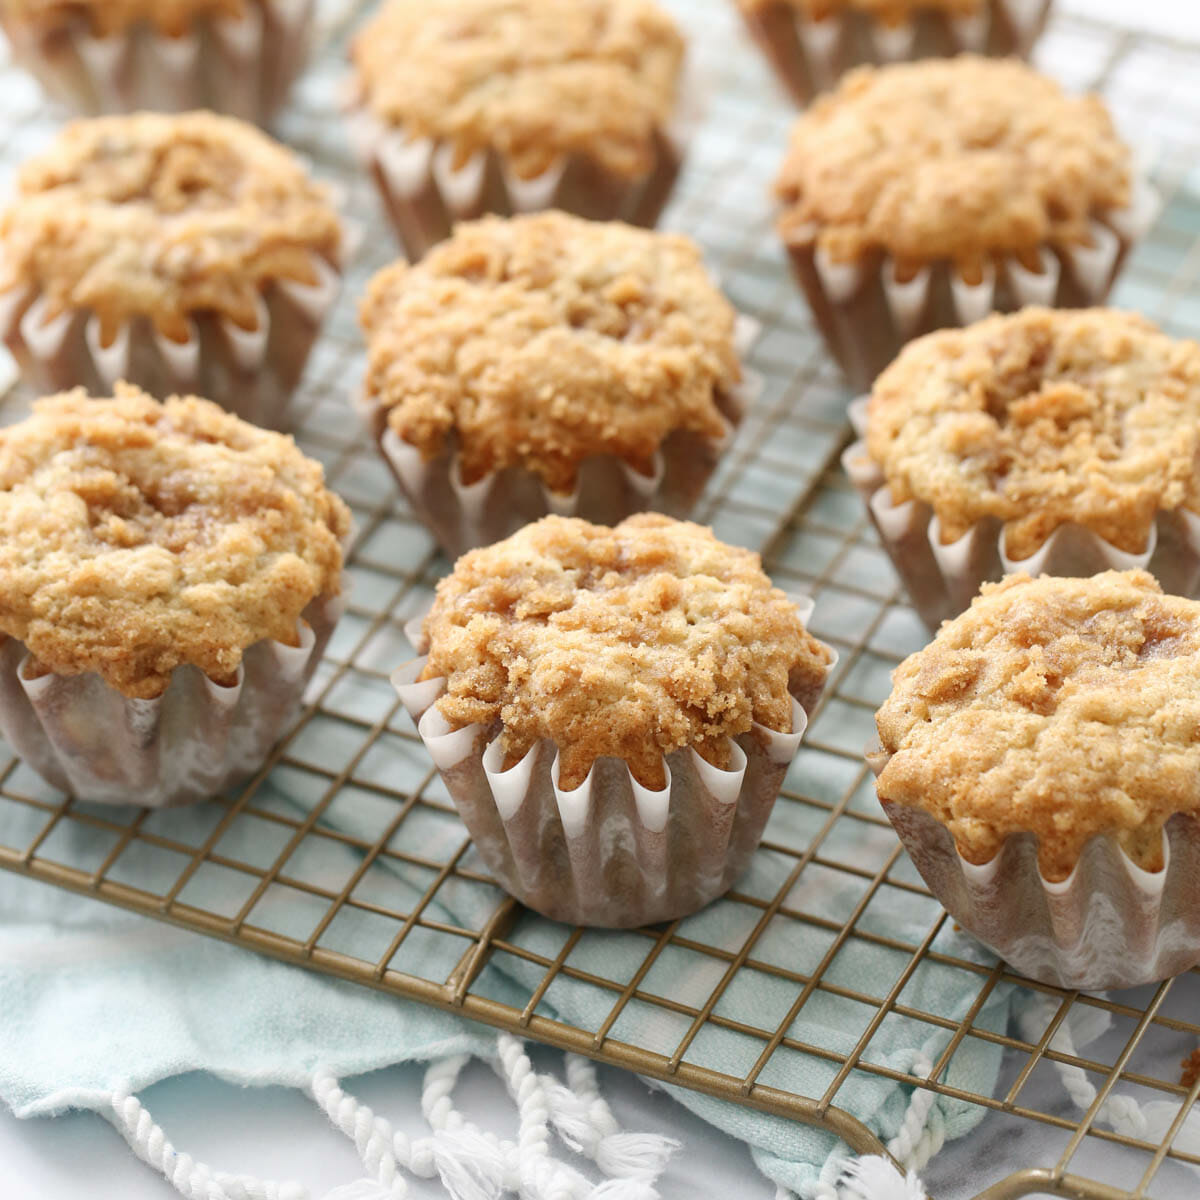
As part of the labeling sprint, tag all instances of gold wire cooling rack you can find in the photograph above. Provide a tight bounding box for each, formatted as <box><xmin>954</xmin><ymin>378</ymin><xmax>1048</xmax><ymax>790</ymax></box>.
<box><xmin>1</xmin><ymin>4</ymin><xmax>1200</xmax><ymax>1199</ymax></box>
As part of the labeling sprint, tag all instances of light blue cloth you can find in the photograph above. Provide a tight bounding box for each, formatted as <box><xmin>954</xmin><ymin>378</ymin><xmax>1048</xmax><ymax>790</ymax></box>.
<box><xmin>0</xmin><ymin>755</ymin><xmax>1013</xmax><ymax>1196</ymax></box>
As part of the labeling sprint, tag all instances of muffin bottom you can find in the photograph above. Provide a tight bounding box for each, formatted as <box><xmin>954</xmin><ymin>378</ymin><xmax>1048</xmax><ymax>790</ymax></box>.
<box><xmin>741</xmin><ymin>0</ymin><xmax>1051</xmax><ymax>106</ymax></box>
<box><xmin>1</xmin><ymin>0</ymin><xmax>313</xmax><ymax>124</ymax></box>
<box><xmin>0</xmin><ymin>593</ymin><xmax>342</xmax><ymax>807</ymax></box>
<box><xmin>0</xmin><ymin>255</ymin><xmax>341</xmax><ymax>430</ymax></box>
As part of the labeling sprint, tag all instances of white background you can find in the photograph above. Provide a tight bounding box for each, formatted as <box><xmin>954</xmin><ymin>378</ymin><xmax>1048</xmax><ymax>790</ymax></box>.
<box><xmin>3</xmin><ymin>1</ymin><xmax>1200</xmax><ymax>1197</ymax></box>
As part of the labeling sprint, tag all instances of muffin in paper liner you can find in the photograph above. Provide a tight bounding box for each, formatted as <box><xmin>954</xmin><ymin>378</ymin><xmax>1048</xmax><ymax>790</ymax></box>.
<box><xmin>866</xmin><ymin>747</ymin><xmax>1200</xmax><ymax>990</ymax></box>
<box><xmin>393</xmin><ymin>604</ymin><xmax>836</xmax><ymax>928</ymax></box>
<box><xmin>738</xmin><ymin>0</ymin><xmax>1051</xmax><ymax>106</ymax></box>
<box><xmin>842</xmin><ymin>385</ymin><xmax>1200</xmax><ymax>632</ymax></box>
<box><xmin>344</xmin><ymin>58</ymin><xmax>702</xmax><ymax>263</ymax></box>
<box><xmin>784</xmin><ymin>175</ymin><xmax>1159</xmax><ymax>393</ymax></box>
<box><xmin>372</xmin><ymin>315</ymin><xmax>761</xmax><ymax>560</ymax></box>
<box><xmin>0</xmin><ymin>0</ymin><xmax>314</xmax><ymax>125</ymax></box>
<box><xmin>0</xmin><ymin>592</ymin><xmax>343</xmax><ymax>808</ymax></box>
<box><xmin>0</xmin><ymin>248</ymin><xmax>345</xmax><ymax>431</ymax></box>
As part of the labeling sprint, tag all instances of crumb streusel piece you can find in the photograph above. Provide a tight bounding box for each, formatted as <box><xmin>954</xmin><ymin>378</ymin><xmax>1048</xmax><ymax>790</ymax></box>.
<box><xmin>875</xmin><ymin>570</ymin><xmax>1200</xmax><ymax>881</ymax></box>
<box><xmin>865</xmin><ymin>308</ymin><xmax>1200</xmax><ymax>560</ymax></box>
<box><xmin>350</xmin><ymin>0</ymin><xmax>684</xmax><ymax>180</ymax></box>
<box><xmin>0</xmin><ymin>383</ymin><xmax>350</xmax><ymax>699</ymax></box>
<box><xmin>0</xmin><ymin>111</ymin><xmax>343</xmax><ymax>343</ymax></box>
<box><xmin>775</xmin><ymin>57</ymin><xmax>1129</xmax><ymax>276</ymax></box>
<box><xmin>0</xmin><ymin>0</ymin><xmax>244</xmax><ymax>36</ymax></box>
<box><xmin>361</xmin><ymin>212</ymin><xmax>740</xmax><ymax>494</ymax></box>
<box><xmin>420</xmin><ymin>513</ymin><xmax>832</xmax><ymax>791</ymax></box>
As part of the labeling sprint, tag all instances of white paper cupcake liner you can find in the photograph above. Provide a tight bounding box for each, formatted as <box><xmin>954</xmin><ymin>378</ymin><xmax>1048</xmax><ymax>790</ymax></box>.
<box><xmin>867</xmin><ymin>749</ymin><xmax>1200</xmax><ymax>989</ymax></box>
<box><xmin>783</xmin><ymin>177</ymin><xmax>1159</xmax><ymax>392</ymax></box>
<box><xmin>0</xmin><ymin>592</ymin><xmax>342</xmax><ymax>808</ymax></box>
<box><xmin>0</xmin><ymin>250</ymin><xmax>343</xmax><ymax>430</ymax></box>
<box><xmin>344</xmin><ymin>58</ymin><xmax>703</xmax><ymax>261</ymax></box>
<box><xmin>0</xmin><ymin>0</ymin><xmax>313</xmax><ymax>124</ymax></box>
<box><xmin>842</xmin><ymin>396</ymin><xmax>1200</xmax><ymax>629</ymax></box>
<box><xmin>373</xmin><ymin>317</ymin><xmax>760</xmax><ymax>558</ymax></box>
<box><xmin>393</xmin><ymin>603</ymin><xmax>835</xmax><ymax>927</ymax></box>
<box><xmin>741</xmin><ymin>0</ymin><xmax>1051</xmax><ymax>105</ymax></box>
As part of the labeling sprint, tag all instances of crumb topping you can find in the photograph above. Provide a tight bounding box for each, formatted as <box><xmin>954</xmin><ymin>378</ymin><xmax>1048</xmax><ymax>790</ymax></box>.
<box><xmin>0</xmin><ymin>111</ymin><xmax>343</xmax><ymax>343</ymax></box>
<box><xmin>0</xmin><ymin>0</ymin><xmax>244</xmax><ymax>37</ymax></box>
<box><xmin>738</xmin><ymin>0</ymin><xmax>979</xmax><ymax>17</ymax></box>
<box><xmin>875</xmin><ymin>571</ymin><xmax>1200</xmax><ymax>881</ymax></box>
<box><xmin>350</xmin><ymin>0</ymin><xmax>685</xmax><ymax>180</ymax></box>
<box><xmin>775</xmin><ymin>57</ymin><xmax>1130</xmax><ymax>274</ymax></box>
<box><xmin>1182</xmin><ymin>1050</ymin><xmax>1200</xmax><ymax>1091</ymax></box>
<box><xmin>420</xmin><ymin>514</ymin><xmax>832</xmax><ymax>791</ymax></box>
<box><xmin>361</xmin><ymin>212</ymin><xmax>740</xmax><ymax>494</ymax></box>
<box><xmin>865</xmin><ymin>308</ymin><xmax>1200</xmax><ymax>561</ymax></box>
<box><xmin>0</xmin><ymin>384</ymin><xmax>350</xmax><ymax>699</ymax></box>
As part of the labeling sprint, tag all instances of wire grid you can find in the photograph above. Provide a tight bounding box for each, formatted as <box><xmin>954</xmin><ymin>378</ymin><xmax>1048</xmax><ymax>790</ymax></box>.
<box><xmin>0</xmin><ymin>4</ymin><xmax>1198</xmax><ymax>1199</ymax></box>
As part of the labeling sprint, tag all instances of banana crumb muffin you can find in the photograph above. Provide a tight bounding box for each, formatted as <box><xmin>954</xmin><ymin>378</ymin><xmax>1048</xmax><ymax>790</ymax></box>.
<box><xmin>0</xmin><ymin>383</ymin><xmax>350</xmax><ymax>699</ymax></box>
<box><xmin>362</xmin><ymin>211</ymin><xmax>740</xmax><ymax>496</ymax></box>
<box><xmin>875</xmin><ymin>570</ymin><xmax>1200</xmax><ymax>881</ymax></box>
<box><xmin>351</xmin><ymin>0</ymin><xmax>684</xmax><ymax>182</ymax></box>
<box><xmin>0</xmin><ymin>111</ymin><xmax>343</xmax><ymax>344</ymax></box>
<box><xmin>865</xmin><ymin>308</ymin><xmax>1200</xmax><ymax>560</ymax></box>
<box><xmin>0</xmin><ymin>0</ymin><xmax>244</xmax><ymax>37</ymax></box>
<box><xmin>420</xmin><ymin>513</ymin><xmax>833</xmax><ymax>790</ymax></box>
<box><xmin>740</xmin><ymin>0</ymin><xmax>979</xmax><ymax>15</ymax></box>
<box><xmin>776</xmin><ymin>57</ymin><xmax>1128</xmax><ymax>277</ymax></box>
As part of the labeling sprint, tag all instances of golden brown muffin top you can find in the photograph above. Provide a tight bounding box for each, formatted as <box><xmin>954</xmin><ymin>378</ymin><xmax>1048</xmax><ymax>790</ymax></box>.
<box><xmin>0</xmin><ymin>385</ymin><xmax>350</xmax><ymax>700</ymax></box>
<box><xmin>0</xmin><ymin>0</ymin><xmax>244</xmax><ymax>37</ymax></box>
<box><xmin>738</xmin><ymin>0</ymin><xmax>979</xmax><ymax>16</ymax></box>
<box><xmin>420</xmin><ymin>513</ymin><xmax>832</xmax><ymax>791</ymax></box>
<box><xmin>0</xmin><ymin>111</ymin><xmax>343</xmax><ymax>344</ymax></box>
<box><xmin>865</xmin><ymin>308</ymin><xmax>1200</xmax><ymax>561</ymax></box>
<box><xmin>361</xmin><ymin>212</ymin><xmax>740</xmax><ymax>495</ymax></box>
<box><xmin>875</xmin><ymin>571</ymin><xmax>1200</xmax><ymax>881</ymax></box>
<box><xmin>775</xmin><ymin>57</ymin><xmax>1130</xmax><ymax>275</ymax></box>
<box><xmin>350</xmin><ymin>0</ymin><xmax>685</xmax><ymax>180</ymax></box>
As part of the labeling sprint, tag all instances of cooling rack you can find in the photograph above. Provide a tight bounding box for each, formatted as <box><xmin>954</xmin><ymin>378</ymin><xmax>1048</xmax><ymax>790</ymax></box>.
<box><xmin>0</xmin><ymin>3</ymin><xmax>1199</xmax><ymax>1198</ymax></box>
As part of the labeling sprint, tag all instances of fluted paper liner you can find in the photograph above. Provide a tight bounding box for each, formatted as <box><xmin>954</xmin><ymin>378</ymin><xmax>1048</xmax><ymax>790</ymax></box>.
<box><xmin>0</xmin><ymin>0</ymin><xmax>312</xmax><ymax>124</ymax></box>
<box><xmin>0</xmin><ymin>250</ymin><xmax>344</xmax><ymax>430</ymax></box>
<box><xmin>867</xmin><ymin>745</ymin><xmax>1200</xmax><ymax>989</ymax></box>
<box><xmin>0</xmin><ymin>593</ymin><xmax>343</xmax><ymax>808</ymax></box>
<box><xmin>783</xmin><ymin>178</ymin><xmax>1159</xmax><ymax>393</ymax></box>
<box><xmin>393</xmin><ymin>602</ymin><xmax>835</xmax><ymax>927</ymax></box>
<box><xmin>741</xmin><ymin>0</ymin><xmax>1051</xmax><ymax>105</ymax></box>
<box><xmin>374</xmin><ymin>319</ymin><xmax>760</xmax><ymax>557</ymax></box>
<box><xmin>345</xmin><ymin>58</ymin><xmax>703</xmax><ymax>261</ymax></box>
<box><xmin>842</xmin><ymin>397</ymin><xmax>1200</xmax><ymax>629</ymax></box>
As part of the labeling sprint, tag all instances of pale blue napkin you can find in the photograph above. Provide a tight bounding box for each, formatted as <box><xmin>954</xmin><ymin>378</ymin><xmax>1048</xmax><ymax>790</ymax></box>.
<box><xmin>0</xmin><ymin>749</ymin><xmax>1013</xmax><ymax>1196</ymax></box>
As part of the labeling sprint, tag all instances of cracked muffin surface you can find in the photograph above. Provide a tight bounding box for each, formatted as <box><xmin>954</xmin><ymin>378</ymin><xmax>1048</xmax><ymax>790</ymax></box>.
<box><xmin>350</xmin><ymin>0</ymin><xmax>684</xmax><ymax>180</ymax></box>
<box><xmin>864</xmin><ymin>308</ymin><xmax>1200</xmax><ymax>559</ymax></box>
<box><xmin>0</xmin><ymin>383</ymin><xmax>350</xmax><ymax>698</ymax></box>
<box><xmin>874</xmin><ymin>570</ymin><xmax>1200</xmax><ymax>880</ymax></box>
<box><xmin>775</xmin><ymin>57</ymin><xmax>1129</xmax><ymax>275</ymax></box>
<box><xmin>361</xmin><ymin>211</ymin><xmax>740</xmax><ymax>494</ymax></box>
<box><xmin>420</xmin><ymin>513</ymin><xmax>832</xmax><ymax>790</ymax></box>
<box><xmin>0</xmin><ymin>111</ymin><xmax>342</xmax><ymax>343</ymax></box>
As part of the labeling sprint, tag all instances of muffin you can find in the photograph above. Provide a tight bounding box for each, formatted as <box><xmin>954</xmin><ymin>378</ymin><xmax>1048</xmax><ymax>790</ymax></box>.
<box><xmin>0</xmin><ymin>111</ymin><xmax>347</xmax><ymax>430</ymax></box>
<box><xmin>775</xmin><ymin>57</ymin><xmax>1156</xmax><ymax>391</ymax></box>
<box><xmin>346</xmin><ymin>0</ymin><xmax>690</xmax><ymax>261</ymax></box>
<box><xmin>843</xmin><ymin>308</ymin><xmax>1200</xmax><ymax>629</ymax></box>
<box><xmin>0</xmin><ymin>0</ymin><xmax>313</xmax><ymax>123</ymax></box>
<box><xmin>737</xmin><ymin>0</ymin><xmax>1051</xmax><ymax>106</ymax></box>
<box><xmin>871</xmin><ymin>570</ymin><xmax>1200</xmax><ymax>989</ymax></box>
<box><xmin>393</xmin><ymin>513</ymin><xmax>834</xmax><ymax>926</ymax></box>
<box><xmin>361</xmin><ymin>212</ymin><xmax>751</xmax><ymax>557</ymax></box>
<box><xmin>0</xmin><ymin>384</ymin><xmax>350</xmax><ymax>806</ymax></box>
